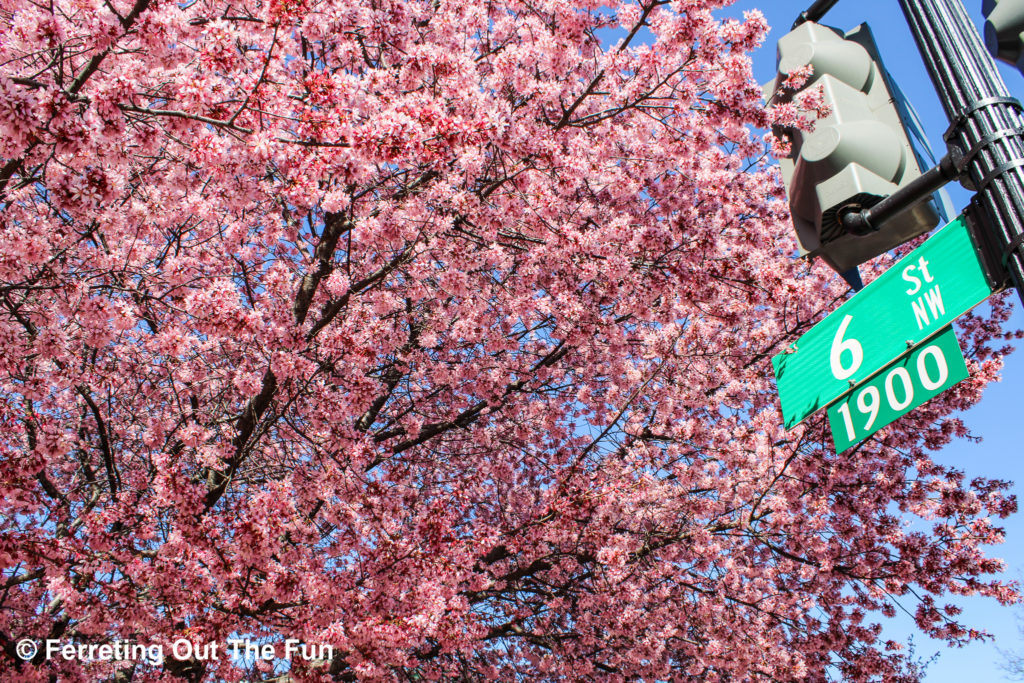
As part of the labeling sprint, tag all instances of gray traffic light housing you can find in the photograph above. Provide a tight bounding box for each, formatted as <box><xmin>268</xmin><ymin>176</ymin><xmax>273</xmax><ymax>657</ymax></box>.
<box><xmin>767</xmin><ymin>22</ymin><xmax>939</xmax><ymax>275</ymax></box>
<box><xmin>983</xmin><ymin>0</ymin><xmax>1024</xmax><ymax>72</ymax></box>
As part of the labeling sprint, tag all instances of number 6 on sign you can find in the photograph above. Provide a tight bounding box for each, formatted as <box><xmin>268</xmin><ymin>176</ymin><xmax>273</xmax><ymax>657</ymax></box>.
<box><xmin>829</xmin><ymin>315</ymin><xmax>864</xmax><ymax>381</ymax></box>
<box><xmin>827</xmin><ymin>326</ymin><xmax>969</xmax><ymax>453</ymax></box>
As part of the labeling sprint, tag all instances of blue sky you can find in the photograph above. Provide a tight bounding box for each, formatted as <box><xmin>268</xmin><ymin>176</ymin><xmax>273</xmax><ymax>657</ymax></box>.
<box><xmin>721</xmin><ymin>1</ymin><xmax>1024</xmax><ymax>679</ymax></box>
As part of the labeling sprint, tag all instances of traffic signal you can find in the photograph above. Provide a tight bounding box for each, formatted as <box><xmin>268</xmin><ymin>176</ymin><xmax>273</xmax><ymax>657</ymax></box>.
<box><xmin>983</xmin><ymin>0</ymin><xmax>1024</xmax><ymax>73</ymax></box>
<box><xmin>766</xmin><ymin>22</ymin><xmax>940</xmax><ymax>277</ymax></box>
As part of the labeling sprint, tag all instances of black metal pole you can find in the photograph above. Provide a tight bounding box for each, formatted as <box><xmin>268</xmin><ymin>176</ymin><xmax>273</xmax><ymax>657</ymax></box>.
<box><xmin>793</xmin><ymin>0</ymin><xmax>842</xmax><ymax>28</ymax></box>
<box><xmin>841</xmin><ymin>154</ymin><xmax>960</xmax><ymax>236</ymax></box>
<box><xmin>898</xmin><ymin>0</ymin><xmax>1024</xmax><ymax>305</ymax></box>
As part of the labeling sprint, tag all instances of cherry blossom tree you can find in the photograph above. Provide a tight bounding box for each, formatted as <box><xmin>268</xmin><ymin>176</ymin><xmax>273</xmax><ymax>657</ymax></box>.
<box><xmin>0</xmin><ymin>0</ymin><xmax>1019</xmax><ymax>680</ymax></box>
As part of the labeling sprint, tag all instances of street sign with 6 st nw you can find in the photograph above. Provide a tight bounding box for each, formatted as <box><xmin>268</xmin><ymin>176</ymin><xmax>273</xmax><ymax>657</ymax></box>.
<box><xmin>773</xmin><ymin>214</ymin><xmax>996</xmax><ymax>429</ymax></box>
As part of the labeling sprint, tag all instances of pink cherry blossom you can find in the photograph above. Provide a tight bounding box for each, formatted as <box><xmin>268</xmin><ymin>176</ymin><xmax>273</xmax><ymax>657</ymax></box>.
<box><xmin>0</xmin><ymin>0</ymin><xmax>1020</xmax><ymax>681</ymax></box>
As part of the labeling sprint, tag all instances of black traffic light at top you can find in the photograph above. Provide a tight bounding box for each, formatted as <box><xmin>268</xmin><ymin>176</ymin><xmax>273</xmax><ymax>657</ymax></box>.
<box><xmin>983</xmin><ymin>0</ymin><xmax>1024</xmax><ymax>73</ymax></box>
<box><xmin>766</xmin><ymin>22</ymin><xmax>940</xmax><ymax>277</ymax></box>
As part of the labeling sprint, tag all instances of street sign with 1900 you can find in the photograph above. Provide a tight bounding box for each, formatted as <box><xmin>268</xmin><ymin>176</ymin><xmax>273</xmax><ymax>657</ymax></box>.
<box><xmin>827</xmin><ymin>326</ymin><xmax>968</xmax><ymax>452</ymax></box>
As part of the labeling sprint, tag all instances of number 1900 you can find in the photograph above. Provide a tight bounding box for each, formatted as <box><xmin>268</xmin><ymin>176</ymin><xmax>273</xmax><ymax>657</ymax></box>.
<box><xmin>827</xmin><ymin>328</ymin><xmax>968</xmax><ymax>453</ymax></box>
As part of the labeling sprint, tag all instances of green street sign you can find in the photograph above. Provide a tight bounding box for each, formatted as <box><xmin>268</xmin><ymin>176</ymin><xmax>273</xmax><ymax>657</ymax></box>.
<box><xmin>828</xmin><ymin>326</ymin><xmax>969</xmax><ymax>452</ymax></box>
<box><xmin>773</xmin><ymin>214</ymin><xmax>995</xmax><ymax>429</ymax></box>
